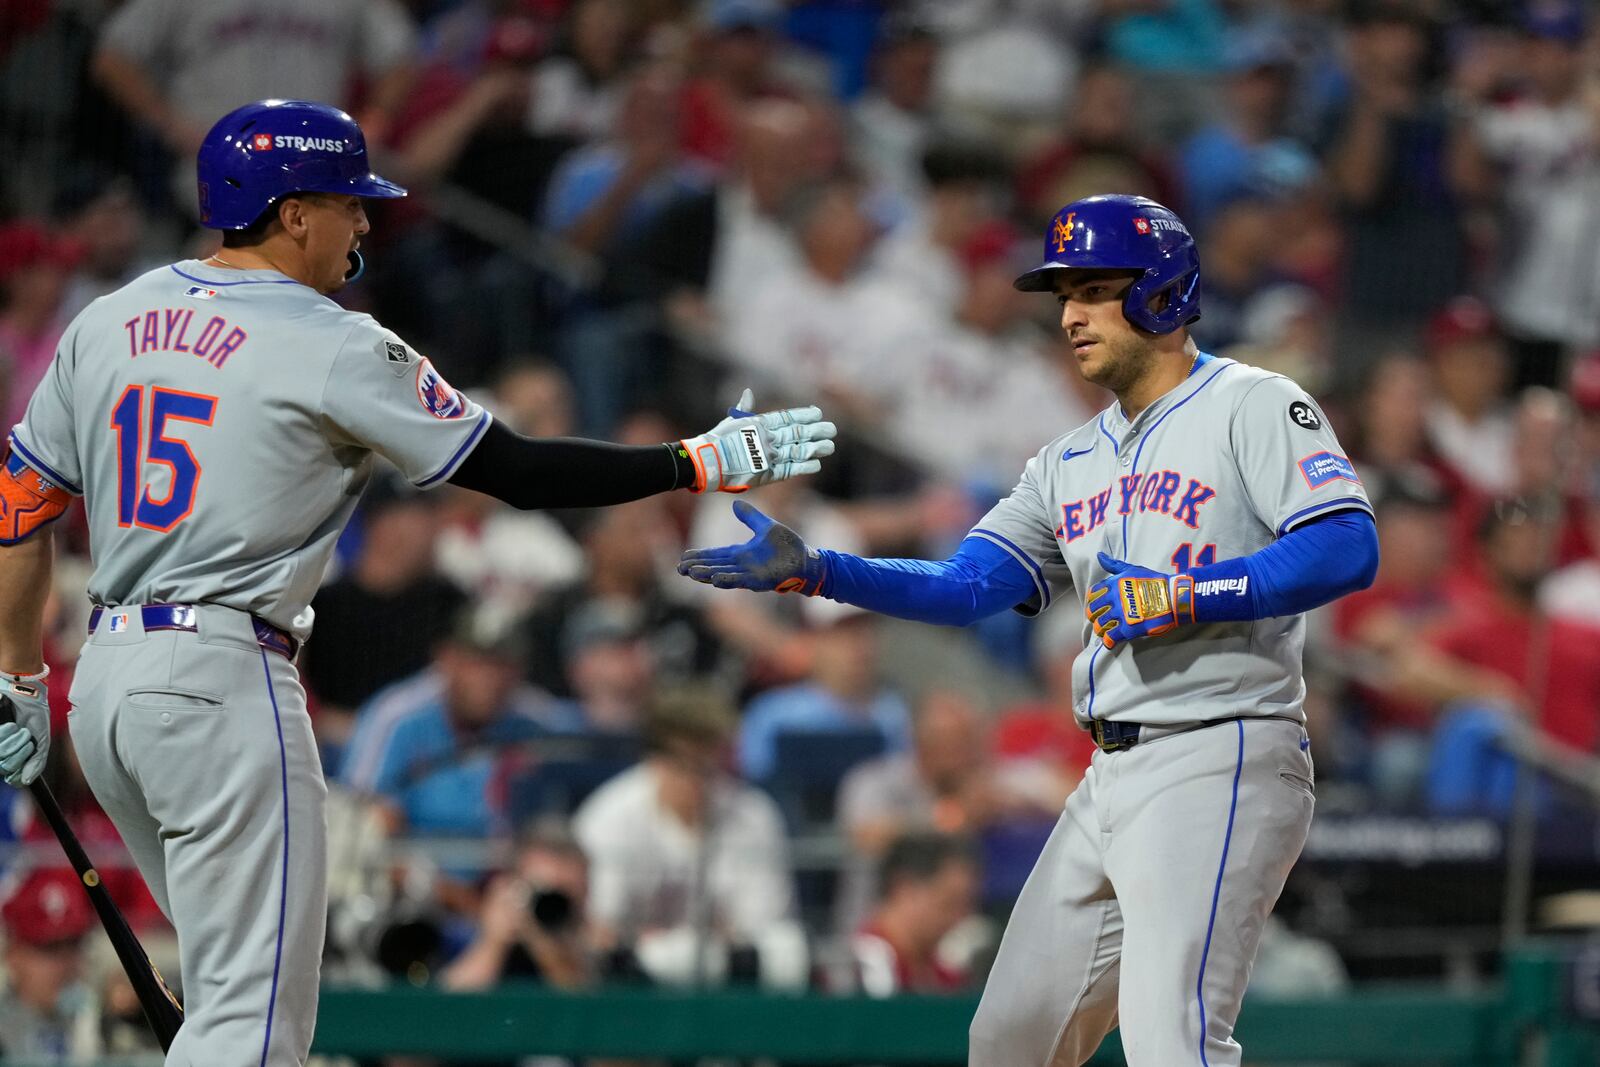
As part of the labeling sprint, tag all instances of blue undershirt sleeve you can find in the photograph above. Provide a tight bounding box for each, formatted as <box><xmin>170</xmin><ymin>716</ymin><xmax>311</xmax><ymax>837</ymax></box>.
<box><xmin>1187</xmin><ymin>508</ymin><xmax>1378</xmax><ymax>622</ymax></box>
<box><xmin>814</xmin><ymin>536</ymin><xmax>1042</xmax><ymax>626</ymax></box>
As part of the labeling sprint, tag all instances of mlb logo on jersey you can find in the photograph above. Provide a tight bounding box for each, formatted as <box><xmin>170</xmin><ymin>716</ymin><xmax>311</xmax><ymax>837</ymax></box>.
<box><xmin>415</xmin><ymin>359</ymin><xmax>467</xmax><ymax>419</ymax></box>
<box><xmin>185</xmin><ymin>286</ymin><xmax>217</xmax><ymax>300</ymax></box>
<box><xmin>1298</xmin><ymin>451</ymin><xmax>1360</xmax><ymax>490</ymax></box>
<box><xmin>252</xmin><ymin>133</ymin><xmax>273</xmax><ymax>151</ymax></box>
<box><xmin>107</xmin><ymin>612</ymin><xmax>131</xmax><ymax>634</ymax></box>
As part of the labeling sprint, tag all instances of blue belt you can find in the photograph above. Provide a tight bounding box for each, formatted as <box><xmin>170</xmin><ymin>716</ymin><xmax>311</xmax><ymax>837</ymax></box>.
<box><xmin>88</xmin><ymin>605</ymin><xmax>299</xmax><ymax>660</ymax></box>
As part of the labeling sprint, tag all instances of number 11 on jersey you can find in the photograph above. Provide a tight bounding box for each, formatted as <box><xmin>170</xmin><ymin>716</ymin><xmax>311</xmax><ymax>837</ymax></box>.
<box><xmin>110</xmin><ymin>385</ymin><xmax>218</xmax><ymax>532</ymax></box>
<box><xmin>1171</xmin><ymin>541</ymin><xmax>1217</xmax><ymax>572</ymax></box>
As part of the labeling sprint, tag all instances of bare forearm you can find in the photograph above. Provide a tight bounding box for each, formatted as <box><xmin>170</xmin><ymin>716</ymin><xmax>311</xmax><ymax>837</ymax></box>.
<box><xmin>92</xmin><ymin>48</ymin><xmax>179</xmax><ymax>137</ymax></box>
<box><xmin>0</xmin><ymin>533</ymin><xmax>51</xmax><ymax>675</ymax></box>
<box><xmin>439</xmin><ymin>937</ymin><xmax>511</xmax><ymax>990</ymax></box>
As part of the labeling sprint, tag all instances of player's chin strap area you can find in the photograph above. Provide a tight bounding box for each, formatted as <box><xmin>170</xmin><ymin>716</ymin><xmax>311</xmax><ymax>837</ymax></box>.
<box><xmin>344</xmin><ymin>250</ymin><xmax>365</xmax><ymax>283</ymax></box>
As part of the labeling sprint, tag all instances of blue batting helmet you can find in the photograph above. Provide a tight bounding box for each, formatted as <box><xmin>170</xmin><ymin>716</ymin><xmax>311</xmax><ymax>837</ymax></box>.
<box><xmin>195</xmin><ymin>99</ymin><xmax>406</xmax><ymax>230</ymax></box>
<box><xmin>1014</xmin><ymin>194</ymin><xmax>1201</xmax><ymax>334</ymax></box>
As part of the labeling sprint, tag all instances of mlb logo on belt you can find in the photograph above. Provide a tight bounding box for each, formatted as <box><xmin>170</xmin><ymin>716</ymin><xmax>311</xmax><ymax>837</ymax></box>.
<box><xmin>252</xmin><ymin>133</ymin><xmax>274</xmax><ymax>151</ymax></box>
<box><xmin>107</xmin><ymin>612</ymin><xmax>131</xmax><ymax>634</ymax></box>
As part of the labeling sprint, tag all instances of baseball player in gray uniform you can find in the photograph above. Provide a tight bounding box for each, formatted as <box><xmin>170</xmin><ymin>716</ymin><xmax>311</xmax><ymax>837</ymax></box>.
<box><xmin>678</xmin><ymin>194</ymin><xmax>1379</xmax><ymax>1066</ymax></box>
<box><xmin>0</xmin><ymin>99</ymin><xmax>835</xmax><ymax>1066</ymax></box>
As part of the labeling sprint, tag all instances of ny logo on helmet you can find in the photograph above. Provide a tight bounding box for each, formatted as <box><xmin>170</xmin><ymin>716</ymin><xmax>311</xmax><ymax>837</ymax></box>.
<box><xmin>1052</xmin><ymin>212</ymin><xmax>1077</xmax><ymax>254</ymax></box>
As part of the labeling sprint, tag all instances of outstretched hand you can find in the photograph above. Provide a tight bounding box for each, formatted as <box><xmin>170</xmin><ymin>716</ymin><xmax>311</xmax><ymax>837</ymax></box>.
<box><xmin>676</xmin><ymin>499</ymin><xmax>827</xmax><ymax>595</ymax></box>
<box><xmin>679</xmin><ymin>389</ymin><xmax>838</xmax><ymax>494</ymax></box>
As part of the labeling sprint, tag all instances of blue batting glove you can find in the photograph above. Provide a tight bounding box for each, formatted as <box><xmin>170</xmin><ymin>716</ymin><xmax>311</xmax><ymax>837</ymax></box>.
<box><xmin>1084</xmin><ymin>552</ymin><xmax>1194</xmax><ymax>650</ymax></box>
<box><xmin>676</xmin><ymin>499</ymin><xmax>828</xmax><ymax>595</ymax></box>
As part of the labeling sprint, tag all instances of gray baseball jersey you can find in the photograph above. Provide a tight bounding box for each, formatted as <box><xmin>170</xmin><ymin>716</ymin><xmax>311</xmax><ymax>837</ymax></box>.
<box><xmin>11</xmin><ymin>260</ymin><xmax>489</xmax><ymax>638</ymax></box>
<box><xmin>970</xmin><ymin>353</ymin><xmax>1372</xmax><ymax>726</ymax></box>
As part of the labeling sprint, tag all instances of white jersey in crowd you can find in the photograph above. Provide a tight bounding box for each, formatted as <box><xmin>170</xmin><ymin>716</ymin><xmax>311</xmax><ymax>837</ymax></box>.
<box><xmin>971</xmin><ymin>354</ymin><xmax>1372</xmax><ymax>727</ymax></box>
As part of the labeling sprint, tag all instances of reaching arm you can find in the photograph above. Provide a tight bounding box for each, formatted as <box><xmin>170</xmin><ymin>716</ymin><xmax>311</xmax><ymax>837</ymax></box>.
<box><xmin>1086</xmin><ymin>509</ymin><xmax>1379</xmax><ymax>648</ymax></box>
<box><xmin>0</xmin><ymin>529</ymin><xmax>54</xmax><ymax>786</ymax></box>
<box><xmin>448</xmin><ymin>391</ymin><xmax>835</xmax><ymax>507</ymax></box>
<box><xmin>676</xmin><ymin>500</ymin><xmax>1038</xmax><ymax>626</ymax></box>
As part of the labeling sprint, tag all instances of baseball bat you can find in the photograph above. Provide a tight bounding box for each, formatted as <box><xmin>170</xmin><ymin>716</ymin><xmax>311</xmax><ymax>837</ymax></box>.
<box><xmin>0</xmin><ymin>695</ymin><xmax>184</xmax><ymax>1050</ymax></box>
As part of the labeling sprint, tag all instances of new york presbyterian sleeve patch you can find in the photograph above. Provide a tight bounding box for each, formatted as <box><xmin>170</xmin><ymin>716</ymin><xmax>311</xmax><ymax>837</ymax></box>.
<box><xmin>1298</xmin><ymin>451</ymin><xmax>1360</xmax><ymax>490</ymax></box>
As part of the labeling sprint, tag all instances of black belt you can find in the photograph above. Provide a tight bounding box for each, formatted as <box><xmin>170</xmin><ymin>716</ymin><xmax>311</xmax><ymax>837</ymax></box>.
<box><xmin>88</xmin><ymin>605</ymin><xmax>299</xmax><ymax>660</ymax></box>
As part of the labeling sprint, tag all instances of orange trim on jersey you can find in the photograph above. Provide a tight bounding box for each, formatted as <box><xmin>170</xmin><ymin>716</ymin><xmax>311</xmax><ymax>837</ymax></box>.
<box><xmin>0</xmin><ymin>446</ymin><xmax>70</xmax><ymax>544</ymax></box>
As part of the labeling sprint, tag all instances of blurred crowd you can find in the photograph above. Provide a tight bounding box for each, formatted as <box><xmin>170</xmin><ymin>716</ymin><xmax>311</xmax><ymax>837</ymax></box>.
<box><xmin>2</xmin><ymin>0</ymin><xmax>1600</xmax><ymax>1058</ymax></box>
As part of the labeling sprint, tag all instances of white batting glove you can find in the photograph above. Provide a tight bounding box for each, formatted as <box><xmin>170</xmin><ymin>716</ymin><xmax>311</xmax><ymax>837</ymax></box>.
<box><xmin>679</xmin><ymin>389</ymin><xmax>837</xmax><ymax>494</ymax></box>
<box><xmin>0</xmin><ymin>671</ymin><xmax>50</xmax><ymax>787</ymax></box>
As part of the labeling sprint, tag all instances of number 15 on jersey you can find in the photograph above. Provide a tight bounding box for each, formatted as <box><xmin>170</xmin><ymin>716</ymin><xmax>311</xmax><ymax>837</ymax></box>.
<box><xmin>109</xmin><ymin>386</ymin><xmax>218</xmax><ymax>532</ymax></box>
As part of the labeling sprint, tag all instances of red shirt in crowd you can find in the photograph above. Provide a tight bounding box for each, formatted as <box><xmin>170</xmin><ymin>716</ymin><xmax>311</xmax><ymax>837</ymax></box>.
<box><xmin>850</xmin><ymin>919</ymin><xmax>967</xmax><ymax>995</ymax></box>
<box><xmin>1427</xmin><ymin>585</ymin><xmax>1600</xmax><ymax>752</ymax></box>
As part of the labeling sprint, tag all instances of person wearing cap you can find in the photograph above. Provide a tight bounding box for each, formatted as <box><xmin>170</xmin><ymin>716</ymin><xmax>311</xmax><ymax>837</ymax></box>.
<box><xmin>681</xmin><ymin>0</ymin><xmax>794</xmax><ymax>168</ymax></box>
<box><xmin>0</xmin><ymin>869</ymin><xmax>100</xmax><ymax>1061</ymax></box>
<box><xmin>1461</xmin><ymin>0</ymin><xmax>1600</xmax><ymax>388</ymax></box>
<box><xmin>341</xmin><ymin>603</ymin><xmax>582</xmax><ymax>844</ymax></box>
<box><xmin>1179</xmin><ymin>27</ymin><xmax>1317</xmax><ymax>229</ymax></box>
<box><xmin>1422</xmin><ymin>296</ymin><xmax>1516</xmax><ymax>496</ymax></box>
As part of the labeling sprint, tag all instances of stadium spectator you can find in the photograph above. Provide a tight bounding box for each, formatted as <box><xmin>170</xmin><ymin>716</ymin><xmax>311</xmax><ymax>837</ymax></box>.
<box><xmin>1330</xmin><ymin>470</ymin><xmax>1461</xmax><ymax>808</ymax></box>
<box><xmin>1396</xmin><ymin>500</ymin><xmax>1600</xmax><ymax>766</ymax></box>
<box><xmin>544</xmin><ymin>61</ymin><xmax>712</xmax><ymax>434</ymax></box>
<box><xmin>524</xmin><ymin>498</ymin><xmax>722</xmax><ymax>699</ymax></box>
<box><xmin>843</xmin><ymin>831</ymin><xmax>980</xmax><ymax>996</ymax></box>
<box><xmin>680</xmin><ymin>0</ymin><xmax>795</xmax><ymax>169</ymax></box>
<box><xmin>1421</xmin><ymin>297</ymin><xmax>1515</xmax><ymax>499</ymax></box>
<box><xmin>1189</xmin><ymin>196</ymin><xmax>1304</xmax><ymax>354</ymax></box>
<box><xmin>560</xmin><ymin>601</ymin><xmax>657</xmax><ymax>734</ymax></box>
<box><xmin>91</xmin><ymin>0</ymin><xmax>417</xmax><ymax>195</ymax></box>
<box><xmin>1463</xmin><ymin>0</ymin><xmax>1600</xmax><ymax>389</ymax></box>
<box><xmin>0</xmin><ymin>869</ymin><xmax>99</xmax><ymax>1061</ymax></box>
<box><xmin>527</xmin><ymin>0</ymin><xmax>638</xmax><ymax>142</ymax></box>
<box><xmin>871</xmin><ymin>140</ymin><xmax>1011</xmax><ymax>313</ymax></box>
<box><xmin>341</xmin><ymin>604</ymin><xmax>581</xmax><ymax>838</ymax></box>
<box><xmin>849</xmin><ymin>14</ymin><xmax>942</xmax><ymax>207</ymax></box>
<box><xmin>860</xmin><ymin>221</ymin><xmax>1094</xmax><ymax>489</ymax></box>
<box><xmin>724</xmin><ymin>173</ymin><xmax>887</xmax><ymax>412</ymax></box>
<box><xmin>302</xmin><ymin>474</ymin><xmax>466</xmax><ymax>761</ymax></box>
<box><xmin>1347</xmin><ymin>353</ymin><xmax>1458</xmax><ymax>506</ymax></box>
<box><xmin>738</xmin><ymin>607</ymin><xmax>911</xmax><ymax>783</ymax></box>
<box><xmin>630</xmin><ymin>98</ymin><xmax>835</xmax><ymax>319</ymax></box>
<box><xmin>1501</xmin><ymin>388</ymin><xmax>1594</xmax><ymax>567</ymax></box>
<box><xmin>836</xmin><ymin>689</ymin><xmax>1055</xmax><ymax>934</ymax></box>
<box><xmin>1179</xmin><ymin>27</ymin><xmax>1318</xmax><ymax>230</ymax></box>
<box><xmin>573</xmin><ymin>689</ymin><xmax>803</xmax><ymax>987</ymax></box>
<box><xmin>54</xmin><ymin>177</ymin><xmax>152</xmax><ymax>321</ymax></box>
<box><xmin>1324</xmin><ymin>2</ymin><xmax>1474</xmax><ymax>363</ymax></box>
<box><xmin>0</xmin><ymin>221</ymin><xmax>82</xmax><ymax>433</ymax></box>
<box><xmin>442</xmin><ymin>822</ymin><xmax>600</xmax><ymax>991</ymax></box>
<box><xmin>1015</xmin><ymin>64</ymin><xmax>1178</xmax><ymax>231</ymax></box>
<box><xmin>992</xmin><ymin>622</ymin><xmax>1096</xmax><ymax>809</ymax></box>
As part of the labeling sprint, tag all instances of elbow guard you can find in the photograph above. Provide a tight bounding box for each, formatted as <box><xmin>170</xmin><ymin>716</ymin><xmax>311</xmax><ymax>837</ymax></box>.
<box><xmin>0</xmin><ymin>449</ymin><xmax>70</xmax><ymax>544</ymax></box>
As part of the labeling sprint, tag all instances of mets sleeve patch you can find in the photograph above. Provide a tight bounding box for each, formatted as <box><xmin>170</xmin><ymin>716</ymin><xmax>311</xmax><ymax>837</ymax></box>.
<box><xmin>1298</xmin><ymin>451</ymin><xmax>1360</xmax><ymax>490</ymax></box>
<box><xmin>415</xmin><ymin>358</ymin><xmax>469</xmax><ymax>419</ymax></box>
